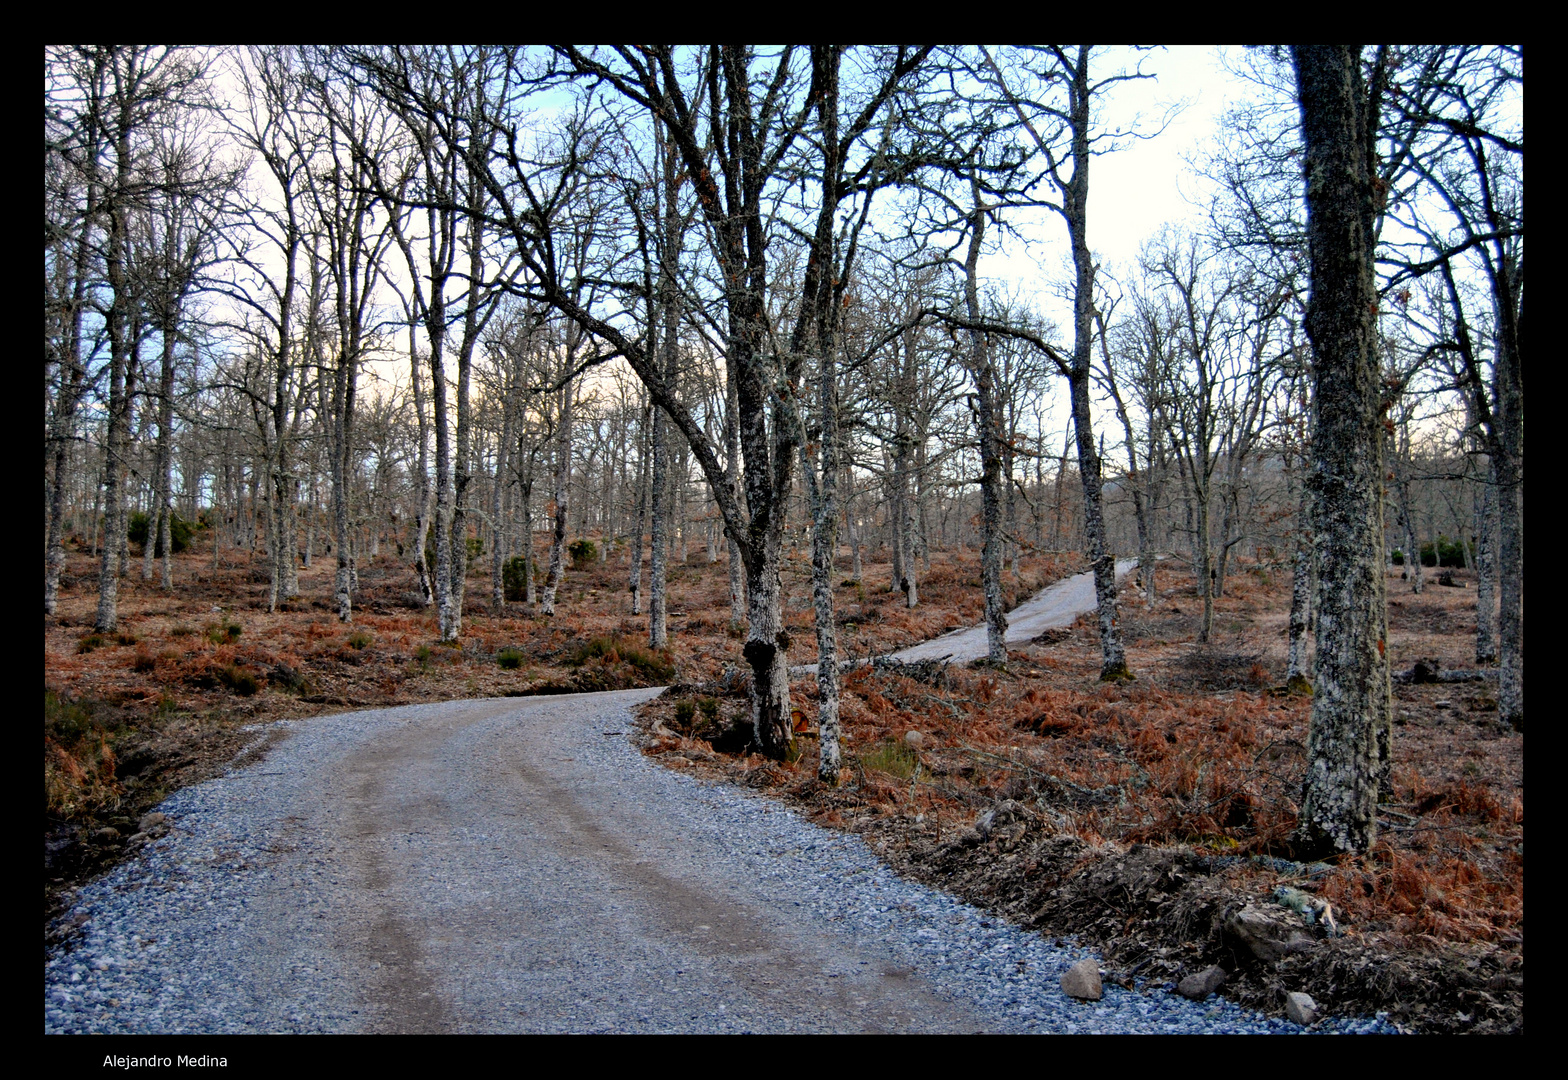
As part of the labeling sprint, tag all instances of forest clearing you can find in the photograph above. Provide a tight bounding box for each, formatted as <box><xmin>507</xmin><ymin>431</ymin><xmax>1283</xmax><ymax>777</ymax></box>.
<box><xmin>47</xmin><ymin>46</ymin><xmax>1520</xmax><ymax>1034</ymax></box>
<box><xmin>45</xmin><ymin>537</ymin><xmax>1521</xmax><ymax>1032</ymax></box>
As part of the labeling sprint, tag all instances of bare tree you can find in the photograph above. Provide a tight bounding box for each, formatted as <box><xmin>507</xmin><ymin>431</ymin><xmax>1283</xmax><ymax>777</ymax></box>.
<box><xmin>1292</xmin><ymin>44</ymin><xmax>1392</xmax><ymax>858</ymax></box>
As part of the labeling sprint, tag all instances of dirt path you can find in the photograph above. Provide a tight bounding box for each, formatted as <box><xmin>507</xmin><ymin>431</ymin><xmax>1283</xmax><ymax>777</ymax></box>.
<box><xmin>324</xmin><ymin>692</ymin><xmax>988</xmax><ymax>1032</ymax></box>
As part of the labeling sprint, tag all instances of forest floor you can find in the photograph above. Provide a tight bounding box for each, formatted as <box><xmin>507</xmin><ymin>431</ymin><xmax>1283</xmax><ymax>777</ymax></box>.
<box><xmin>45</xmin><ymin>536</ymin><xmax>1521</xmax><ymax>1033</ymax></box>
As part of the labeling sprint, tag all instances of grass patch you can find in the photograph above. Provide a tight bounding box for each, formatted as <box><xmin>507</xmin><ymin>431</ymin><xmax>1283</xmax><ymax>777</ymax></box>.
<box><xmin>44</xmin><ymin>691</ymin><xmax>123</xmax><ymax>819</ymax></box>
<box><xmin>77</xmin><ymin>633</ymin><xmax>107</xmax><ymax>654</ymax></box>
<box><xmin>346</xmin><ymin>629</ymin><xmax>372</xmax><ymax>650</ymax></box>
<box><xmin>569</xmin><ymin>635</ymin><xmax>675</xmax><ymax>683</ymax></box>
<box><xmin>215</xmin><ymin>664</ymin><xmax>261</xmax><ymax>697</ymax></box>
<box><xmin>497</xmin><ymin>647</ymin><xmax>525</xmax><ymax>670</ymax></box>
<box><xmin>860</xmin><ymin>737</ymin><xmax>919</xmax><ymax>780</ymax></box>
<box><xmin>205</xmin><ymin>620</ymin><xmax>242</xmax><ymax>645</ymax></box>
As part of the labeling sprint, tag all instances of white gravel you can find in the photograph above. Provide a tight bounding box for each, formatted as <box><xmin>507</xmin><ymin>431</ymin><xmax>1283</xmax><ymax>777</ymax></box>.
<box><xmin>45</xmin><ymin>690</ymin><xmax>1397</xmax><ymax>1034</ymax></box>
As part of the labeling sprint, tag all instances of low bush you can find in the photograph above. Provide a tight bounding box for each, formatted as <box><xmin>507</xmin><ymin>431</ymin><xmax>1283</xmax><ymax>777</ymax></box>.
<box><xmin>502</xmin><ymin>556</ymin><xmax>534</xmax><ymax>602</ymax></box>
<box><xmin>346</xmin><ymin>629</ymin><xmax>372</xmax><ymax>650</ymax></box>
<box><xmin>44</xmin><ymin>691</ymin><xmax>123</xmax><ymax>818</ymax></box>
<box><xmin>1419</xmin><ymin>535</ymin><xmax>1473</xmax><ymax>568</ymax></box>
<box><xmin>569</xmin><ymin>634</ymin><xmax>675</xmax><ymax>683</ymax></box>
<box><xmin>127</xmin><ymin>510</ymin><xmax>194</xmax><ymax>556</ymax></box>
<box><xmin>497</xmin><ymin>647</ymin><xmax>525</xmax><ymax>670</ymax></box>
<box><xmin>215</xmin><ymin>664</ymin><xmax>261</xmax><ymax>697</ymax></box>
<box><xmin>206</xmin><ymin>620</ymin><xmax>242</xmax><ymax>645</ymax></box>
<box><xmin>568</xmin><ymin>538</ymin><xmax>597</xmax><ymax>570</ymax></box>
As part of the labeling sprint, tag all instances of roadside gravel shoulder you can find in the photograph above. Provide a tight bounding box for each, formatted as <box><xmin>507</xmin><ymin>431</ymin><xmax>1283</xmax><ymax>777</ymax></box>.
<box><xmin>47</xmin><ymin>690</ymin><xmax>1393</xmax><ymax>1033</ymax></box>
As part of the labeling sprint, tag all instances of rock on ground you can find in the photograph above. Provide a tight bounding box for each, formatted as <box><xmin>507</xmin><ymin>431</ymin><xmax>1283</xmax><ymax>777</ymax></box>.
<box><xmin>1060</xmin><ymin>957</ymin><xmax>1103</xmax><ymax>1001</ymax></box>
<box><xmin>1285</xmin><ymin>991</ymin><xmax>1319</xmax><ymax>1026</ymax></box>
<box><xmin>1177</xmin><ymin>965</ymin><xmax>1227</xmax><ymax>1001</ymax></box>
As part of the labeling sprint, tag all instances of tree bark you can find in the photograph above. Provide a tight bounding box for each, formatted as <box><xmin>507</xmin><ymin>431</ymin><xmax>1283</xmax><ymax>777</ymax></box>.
<box><xmin>1474</xmin><ymin>457</ymin><xmax>1498</xmax><ymax>664</ymax></box>
<box><xmin>962</xmin><ymin>190</ymin><xmax>1008</xmax><ymax>664</ymax></box>
<box><xmin>1292</xmin><ymin>44</ymin><xmax>1393</xmax><ymax>858</ymax></box>
<box><xmin>539</xmin><ymin>340</ymin><xmax>575</xmax><ymax>618</ymax></box>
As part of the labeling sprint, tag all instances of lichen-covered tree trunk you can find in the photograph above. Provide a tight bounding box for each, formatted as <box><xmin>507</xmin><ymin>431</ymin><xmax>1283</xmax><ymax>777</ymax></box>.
<box><xmin>962</xmin><ymin>194</ymin><xmax>1008</xmax><ymax>664</ymax></box>
<box><xmin>629</xmin><ymin>406</ymin><xmax>649</xmax><ymax>615</ymax></box>
<box><xmin>1060</xmin><ymin>49</ymin><xmax>1126</xmax><ymax>681</ymax></box>
<box><xmin>1493</xmin><ymin>322</ymin><xmax>1523</xmax><ymax>731</ymax></box>
<box><xmin>540</xmin><ymin>374</ymin><xmax>573</xmax><ymax>617</ymax></box>
<box><xmin>1286</xmin><ymin>482</ymin><xmax>1315</xmax><ymax>691</ymax></box>
<box><xmin>491</xmin><ymin>359</ymin><xmax>518</xmax><ymax>613</ymax></box>
<box><xmin>724</xmin><ymin>366</ymin><xmax>747</xmax><ymax>634</ymax></box>
<box><xmin>647</xmin><ymin>396</ymin><xmax>670</xmax><ymax>646</ymax></box>
<box><xmin>519</xmin><ymin>477</ymin><xmax>535</xmax><ymax>606</ymax></box>
<box><xmin>1474</xmin><ymin>459</ymin><xmax>1498</xmax><ymax>664</ymax></box>
<box><xmin>94</xmin><ymin>198</ymin><xmax>132</xmax><ymax>634</ymax></box>
<box><xmin>1292</xmin><ymin>44</ymin><xmax>1392</xmax><ymax>858</ymax></box>
<box><xmin>409</xmin><ymin>330</ymin><xmax>434</xmax><ymax>607</ymax></box>
<box><xmin>1196</xmin><ymin>479</ymin><xmax>1214</xmax><ymax>643</ymax></box>
<box><xmin>1392</xmin><ymin>433</ymin><xmax>1423</xmax><ymax>593</ymax></box>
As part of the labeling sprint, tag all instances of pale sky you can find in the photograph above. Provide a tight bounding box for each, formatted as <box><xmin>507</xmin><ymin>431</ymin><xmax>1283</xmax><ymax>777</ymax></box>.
<box><xmin>980</xmin><ymin>45</ymin><xmax>1264</xmax><ymax>322</ymax></box>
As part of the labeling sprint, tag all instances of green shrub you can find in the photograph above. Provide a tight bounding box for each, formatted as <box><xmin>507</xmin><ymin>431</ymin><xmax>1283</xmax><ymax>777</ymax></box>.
<box><xmin>497</xmin><ymin>647</ymin><xmax>525</xmax><ymax>670</ymax></box>
<box><xmin>673</xmin><ymin>699</ymin><xmax>696</xmax><ymax>731</ymax></box>
<box><xmin>568</xmin><ymin>538</ymin><xmax>597</xmax><ymax>570</ymax></box>
<box><xmin>127</xmin><ymin>510</ymin><xmax>193</xmax><ymax>555</ymax></box>
<box><xmin>77</xmin><ymin>633</ymin><xmax>107</xmax><ymax>654</ymax></box>
<box><xmin>346</xmin><ymin>629</ymin><xmax>372</xmax><ymax>650</ymax></box>
<box><xmin>698</xmin><ymin>697</ymin><xmax>720</xmax><ymax>721</ymax></box>
<box><xmin>502</xmin><ymin>556</ymin><xmax>534</xmax><ymax>602</ymax></box>
<box><xmin>1419</xmin><ymin>535</ymin><xmax>1473</xmax><ymax>568</ymax></box>
<box><xmin>1391</xmin><ymin>548</ymin><xmax>1405</xmax><ymax>566</ymax></box>
<box><xmin>414</xmin><ymin>644</ymin><xmax>434</xmax><ymax>669</ymax></box>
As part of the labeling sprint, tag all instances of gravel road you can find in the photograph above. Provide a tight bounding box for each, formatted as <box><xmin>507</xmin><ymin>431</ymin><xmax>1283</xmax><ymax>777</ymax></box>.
<box><xmin>794</xmin><ymin>559</ymin><xmax>1140</xmax><ymax>675</ymax></box>
<box><xmin>45</xmin><ymin>563</ymin><xmax>1395</xmax><ymax>1033</ymax></box>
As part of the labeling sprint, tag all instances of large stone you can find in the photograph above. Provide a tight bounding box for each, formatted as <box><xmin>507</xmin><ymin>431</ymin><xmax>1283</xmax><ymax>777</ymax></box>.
<box><xmin>1222</xmin><ymin>903</ymin><xmax>1315</xmax><ymax>964</ymax></box>
<box><xmin>1176</xmin><ymin>965</ymin><xmax>1226</xmax><ymax>1001</ymax></box>
<box><xmin>973</xmin><ymin>799</ymin><xmax>1033</xmax><ymax>840</ymax></box>
<box><xmin>138</xmin><ymin>812</ymin><xmax>168</xmax><ymax>833</ymax></box>
<box><xmin>1060</xmin><ymin>957</ymin><xmax>1103</xmax><ymax>1001</ymax></box>
<box><xmin>1284</xmin><ymin>991</ymin><xmax>1319</xmax><ymax>1025</ymax></box>
<box><xmin>903</xmin><ymin>730</ymin><xmax>926</xmax><ymax>751</ymax></box>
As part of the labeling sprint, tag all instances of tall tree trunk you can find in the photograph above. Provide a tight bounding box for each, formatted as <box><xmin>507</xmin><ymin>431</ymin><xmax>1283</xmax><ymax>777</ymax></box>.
<box><xmin>1286</xmin><ymin>480</ymin><xmax>1314</xmax><ymax>691</ymax></box>
<box><xmin>962</xmin><ymin>190</ymin><xmax>1008</xmax><ymax>664</ymax></box>
<box><xmin>1493</xmin><ymin>316</ymin><xmax>1523</xmax><ymax>730</ymax></box>
<box><xmin>94</xmin><ymin>167</ymin><xmax>133</xmax><ymax>633</ymax></box>
<box><xmin>1474</xmin><ymin>458</ymin><xmax>1498</xmax><ymax>664</ymax></box>
<box><xmin>540</xmin><ymin>365</ymin><xmax>574</xmax><ymax>617</ymax></box>
<box><xmin>725</xmin><ymin>361</ymin><xmax>747</xmax><ymax>633</ymax></box>
<box><xmin>648</xmin><ymin>386</ymin><xmax>670</xmax><ymax>645</ymax></box>
<box><xmin>629</xmin><ymin>406</ymin><xmax>649</xmax><ymax>615</ymax></box>
<box><xmin>1292</xmin><ymin>44</ymin><xmax>1392</xmax><ymax>857</ymax></box>
<box><xmin>409</xmin><ymin>330</ymin><xmax>434</xmax><ymax>607</ymax></box>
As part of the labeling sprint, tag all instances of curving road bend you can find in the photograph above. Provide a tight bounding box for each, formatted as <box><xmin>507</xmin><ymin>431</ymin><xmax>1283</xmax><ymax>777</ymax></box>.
<box><xmin>47</xmin><ymin>559</ymin><xmax>1337</xmax><ymax>1034</ymax></box>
